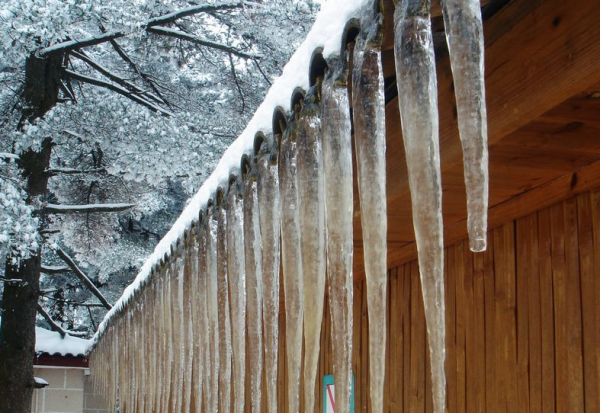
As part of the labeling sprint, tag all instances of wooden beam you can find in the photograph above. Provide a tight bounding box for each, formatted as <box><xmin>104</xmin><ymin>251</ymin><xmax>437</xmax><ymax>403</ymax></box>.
<box><xmin>385</xmin><ymin>157</ymin><xmax>600</xmax><ymax>270</ymax></box>
<box><xmin>382</xmin><ymin>0</ymin><xmax>600</xmax><ymax>208</ymax></box>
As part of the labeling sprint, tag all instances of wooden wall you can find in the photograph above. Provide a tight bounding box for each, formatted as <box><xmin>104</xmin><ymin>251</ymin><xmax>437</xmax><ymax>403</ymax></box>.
<box><xmin>243</xmin><ymin>188</ymin><xmax>600</xmax><ymax>413</ymax></box>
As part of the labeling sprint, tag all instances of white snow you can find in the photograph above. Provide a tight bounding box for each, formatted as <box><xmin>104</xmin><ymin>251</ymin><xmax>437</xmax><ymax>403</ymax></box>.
<box><xmin>0</xmin><ymin>317</ymin><xmax>90</xmax><ymax>357</ymax></box>
<box><xmin>36</xmin><ymin>326</ymin><xmax>91</xmax><ymax>357</ymax></box>
<box><xmin>0</xmin><ymin>152</ymin><xmax>19</xmax><ymax>160</ymax></box>
<box><xmin>34</xmin><ymin>377</ymin><xmax>49</xmax><ymax>386</ymax></box>
<box><xmin>91</xmin><ymin>0</ymin><xmax>370</xmax><ymax>349</ymax></box>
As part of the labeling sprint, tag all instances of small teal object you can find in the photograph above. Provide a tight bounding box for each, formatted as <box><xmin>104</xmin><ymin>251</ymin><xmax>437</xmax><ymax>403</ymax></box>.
<box><xmin>323</xmin><ymin>373</ymin><xmax>355</xmax><ymax>412</ymax></box>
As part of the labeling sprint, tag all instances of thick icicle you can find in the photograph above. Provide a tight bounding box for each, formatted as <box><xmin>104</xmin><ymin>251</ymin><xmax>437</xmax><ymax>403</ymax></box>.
<box><xmin>257</xmin><ymin>138</ymin><xmax>281</xmax><ymax>413</ymax></box>
<box><xmin>321</xmin><ymin>68</ymin><xmax>354</xmax><ymax>413</ymax></box>
<box><xmin>394</xmin><ymin>2</ymin><xmax>447</xmax><ymax>413</ymax></box>
<box><xmin>297</xmin><ymin>86</ymin><xmax>326</xmax><ymax>413</ymax></box>
<box><xmin>206</xmin><ymin>207</ymin><xmax>220</xmax><ymax>413</ymax></box>
<box><xmin>194</xmin><ymin>227</ymin><xmax>207</xmax><ymax>413</ymax></box>
<box><xmin>217</xmin><ymin>200</ymin><xmax>232</xmax><ymax>413</ymax></box>
<box><xmin>244</xmin><ymin>163</ymin><xmax>264</xmax><ymax>413</ymax></box>
<box><xmin>173</xmin><ymin>255</ymin><xmax>186</xmax><ymax>413</ymax></box>
<box><xmin>278</xmin><ymin>121</ymin><xmax>304</xmax><ymax>413</ymax></box>
<box><xmin>352</xmin><ymin>21</ymin><xmax>388</xmax><ymax>413</ymax></box>
<box><xmin>227</xmin><ymin>182</ymin><xmax>247</xmax><ymax>413</ymax></box>
<box><xmin>183</xmin><ymin>242</ymin><xmax>195</xmax><ymax>413</ymax></box>
<box><xmin>442</xmin><ymin>0</ymin><xmax>488</xmax><ymax>252</ymax></box>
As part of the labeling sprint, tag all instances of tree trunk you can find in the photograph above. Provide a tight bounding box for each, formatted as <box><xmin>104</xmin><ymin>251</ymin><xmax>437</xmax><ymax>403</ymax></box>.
<box><xmin>0</xmin><ymin>52</ymin><xmax>61</xmax><ymax>413</ymax></box>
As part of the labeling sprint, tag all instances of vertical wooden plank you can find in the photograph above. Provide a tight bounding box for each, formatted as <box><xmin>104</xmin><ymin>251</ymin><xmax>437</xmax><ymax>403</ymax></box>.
<box><xmin>563</xmin><ymin>198</ymin><xmax>585</xmax><ymax>413</ymax></box>
<box><xmin>463</xmin><ymin>241</ymin><xmax>478</xmax><ymax>413</ymax></box>
<box><xmin>472</xmin><ymin>246</ymin><xmax>486</xmax><ymax>413</ymax></box>
<box><xmin>409</xmin><ymin>260</ymin><xmax>425</xmax><ymax>413</ymax></box>
<box><xmin>483</xmin><ymin>234</ymin><xmax>496</xmax><ymax>413</ymax></box>
<box><xmin>515</xmin><ymin>216</ymin><xmax>531</xmax><ymax>413</ymax></box>
<box><xmin>384</xmin><ymin>269</ymin><xmax>392</xmax><ymax>413</ymax></box>
<box><xmin>537</xmin><ymin>208</ymin><xmax>555</xmax><ymax>413</ymax></box>
<box><xmin>576</xmin><ymin>193</ymin><xmax>599</xmax><ymax>413</ymax></box>
<box><xmin>455</xmin><ymin>242</ymin><xmax>467</xmax><ymax>413</ymax></box>
<box><xmin>591</xmin><ymin>190</ymin><xmax>600</xmax><ymax>413</ymax></box>
<box><xmin>352</xmin><ymin>280</ymin><xmax>362</xmax><ymax>413</ymax></box>
<box><xmin>550</xmin><ymin>202</ymin><xmax>568</xmax><ymax>413</ymax></box>
<box><xmin>527</xmin><ymin>214</ymin><xmax>543</xmax><ymax>413</ymax></box>
<box><xmin>445</xmin><ymin>243</ymin><xmax>458</xmax><ymax>413</ymax></box>
<box><xmin>389</xmin><ymin>268</ymin><xmax>402</xmax><ymax>412</ymax></box>
<box><xmin>402</xmin><ymin>264</ymin><xmax>412</xmax><ymax>413</ymax></box>
<box><xmin>493</xmin><ymin>223</ymin><xmax>519</xmax><ymax>413</ymax></box>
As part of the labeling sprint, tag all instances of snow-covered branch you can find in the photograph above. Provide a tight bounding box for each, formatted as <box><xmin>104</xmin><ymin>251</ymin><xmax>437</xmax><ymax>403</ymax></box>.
<box><xmin>56</xmin><ymin>247</ymin><xmax>113</xmax><ymax>310</ymax></box>
<box><xmin>45</xmin><ymin>203</ymin><xmax>135</xmax><ymax>214</ymax></box>
<box><xmin>37</xmin><ymin>304</ymin><xmax>67</xmax><ymax>338</ymax></box>
<box><xmin>65</xmin><ymin>70</ymin><xmax>173</xmax><ymax>116</ymax></box>
<box><xmin>38</xmin><ymin>1</ymin><xmax>243</xmax><ymax>56</ymax></box>
<box><xmin>0</xmin><ymin>275</ymin><xmax>27</xmax><ymax>287</ymax></box>
<box><xmin>41</xmin><ymin>265</ymin><xmax>70</xmax><ymax>274</ymax></box>
<box><xmin>70</xmin><ymin>51</ymin><xmax>165</xmax><ymax>106</ymax></box>
<box><xmin>104</xmin><ymin>35</ymin><xmax>170</xmax><ymax>107</ymax></box>
<box><xmin>147</xmin><ymin>27</ymin><xmax>259</xmax><ymax>60</ymax></box>
<box><xmin>0</xmin><ymin>152</ymin><xmax>19</xmax><ymax>160</ymax></box>
<box><xmin>46</xmin><ymin>167</ymin><xmax>106</xmax><ymax>175</ymax></box>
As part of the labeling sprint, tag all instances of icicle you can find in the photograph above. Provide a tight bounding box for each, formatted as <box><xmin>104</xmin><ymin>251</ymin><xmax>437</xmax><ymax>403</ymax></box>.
<box><xmin>322</xmin><ymin>65</ymin><xmax>353</xmax><ymax>413</ymax></box>
<box><xmin>206</xmin><ymin>207</ymin><xmax>220</xmax><ymax>413</ymax></box>
<box><xmin>394</xmin><ymin>2</ymin><xmax>447</xmax><ymax>413</ymax></box>
<box><xmin>352</xmin><ymin>21</ymin><xmax>388</xmax><ymax>413</ymax></box>
<box><xmin>257</xmin><ymin>139</ymin><xmax>281</xmax><ymax>413</ymax></box>
<box><xmin>217</xmin><ymin>200</ymin><xmax>232</xmax><ymax>413</ymax></box>
<box><xmin>244</xmin><ymin>163</ymin><xmax>264</xmax><ymax>413</ymax></box>
<box><xmin>442</xmin><ymin>0</ymin><xmax>488</xmax><ymax>252</ymax></box>
<box><xmin>183</xmin><ymin>242</ymin><xmax>195</xmax><ymax>413</ymax></box>
<box><xmin>297</xmin><ymin>85</ymin><xmax>326</xmax><ymax>413</ymax></box>
<box><xmin>164</xmin><ymin>261</ymin><xmax>175</xmax><ymax>412</ymax></box>
<box><xmin>278</xmin><ymin>119</ymin><xmax>304</xmax><ymax>413</ymax></box>
<box><xmin>139</xmin><ymin>300</ymin><xmax>147</xmax><ymax>413</ymax></box>
<box><xmin>227</xmin><ymin>181</ymin><xmax>247</xmax><ymax>413</ymax></box>
<box><xmin>193</xmin><ymin>229</ymin><xmax>206</xmax><ymax>413</ymax></box>
<box><xmin>157</xmin><ymin>268</ymin><xmax>167</xmax><ymax>412</ymax></box>
<box><xmin>170</xmin><ymin>256</ymin><xmax>185</xmax><ymax>413</ymax></box>
<box><xmin>148</xmin><ymin>281</ymin><xmax>158</xmax><ymax>413</ymax></box>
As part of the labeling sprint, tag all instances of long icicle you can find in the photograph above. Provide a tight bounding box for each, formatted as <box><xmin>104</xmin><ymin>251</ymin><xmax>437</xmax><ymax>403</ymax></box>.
<box><xmin>193</xmin><ymin>227</ymin><xmax>206</xmax><ymax>413</ymax></box>
<box><xmin>183</xmin><ymin>240</ymin><xmax>195</xmax><ymax>413</ymax></box>
<box><xmin>217</xmin><ymin>198</ymin><xmax>233</xmax><ymax>413</ymax></box>
<box><xmin>322</xmin><ymin>66</ymin><xmax>354</xmax><ymax>413</ymax></box>
<box><xmin>165</xmin><ymin>260</ymin><xmax>175</xmax><ymax>412</ymax></box>
<box><xmin>394</xmin><ymin>1</ymin><xmax>447</xmax><ymax>412</ymax></box>
<box><xmin>206</xmin><ymin>207</ymin><xmax>220</xmax><ymax>413</ymax></box>
<box><xmin>258</xmin><ymin>139</ymin><xmax>281</xmax><ymax>413</ymax></box>
<box><xmin>174</xmin><ymin>254</ymin><xmax>186</xmax><ymax>413</ymax></box>
<box><xmin>297</xmin><ymin>85</ymin><xmax>326</xmax><ymax>413</ymax></box>
<box><xmin>244</xmin><ymin>160</ymin><xmax>264</xmax><ymax>413</ymax></box>
<box><xmin>227</xmin><ymin>181</ymin><xmax>247</xmax><ymax>413</ymax></box>
<box><xmin>278</xmin><ymin>116</ymin><xmax>304</xmax><ymax>413</ymax></box>
<box><xmin>442</xmin><ymin>0</ymin><xmax>488</xmax><ymax>252</ymax></box>
<box><xmin>352</xmin><ymin>19</ymin><xmax>388</xmax><ymax>413</ymax></box>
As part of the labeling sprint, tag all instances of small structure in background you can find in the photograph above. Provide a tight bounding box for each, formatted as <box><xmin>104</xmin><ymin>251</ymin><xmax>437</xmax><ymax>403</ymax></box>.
<box><xmin>0</xmin><ymin>319</ymin><xmax>109</xmax><ymax>413</ymax></box>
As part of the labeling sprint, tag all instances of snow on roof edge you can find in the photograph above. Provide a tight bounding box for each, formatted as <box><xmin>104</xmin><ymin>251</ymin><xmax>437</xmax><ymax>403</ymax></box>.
<box><xmin>90</xmin><ymin>0</ymin><xmax>371</xmax><ymax>351</ymax></box>
<box><xmin>0</xmin><ymin>317</ymin><xmax>90</xmax><ymax>357</ymax></box>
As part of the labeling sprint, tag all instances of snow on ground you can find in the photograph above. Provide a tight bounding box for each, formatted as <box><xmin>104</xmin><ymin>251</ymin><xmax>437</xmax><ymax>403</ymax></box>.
<box><xmin>91</xmin><ymin>0</ymin><xmax>370</xmax><ymax>349</ymax></box>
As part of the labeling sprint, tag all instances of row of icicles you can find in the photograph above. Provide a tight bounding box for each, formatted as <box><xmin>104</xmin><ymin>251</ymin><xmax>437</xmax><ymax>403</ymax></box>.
<box><xmin>90</xmin><ymin>0</ymin><xmax>488</xmax><ymax>412</ymax></box>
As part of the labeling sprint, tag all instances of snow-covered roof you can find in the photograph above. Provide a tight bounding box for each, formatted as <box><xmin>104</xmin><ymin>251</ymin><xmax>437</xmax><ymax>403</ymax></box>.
<box><xmin>92</xmin><ymin>0</ymin><xmax>371</xmax><ymax>348</ymax></box>
<box><xmin>35</xmin><ymin>326</ymin><xmax>90</xmax><ymax>357</ymax></box>
<box><xmin>0</xmin><ymin>317</ymin><xmax>90</xmax><ymax>357</ymax></box>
